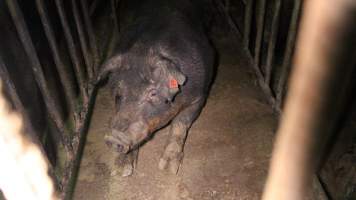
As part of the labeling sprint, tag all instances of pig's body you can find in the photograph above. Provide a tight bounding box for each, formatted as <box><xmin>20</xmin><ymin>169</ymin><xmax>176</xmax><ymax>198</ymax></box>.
<box><xmin>97</xmin><ymin>0</ymin><xmax>214</xmax><ymax>176</ymax></box>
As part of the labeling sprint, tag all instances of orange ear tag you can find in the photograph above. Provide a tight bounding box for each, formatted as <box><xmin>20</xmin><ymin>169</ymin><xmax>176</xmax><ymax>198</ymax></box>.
<box><xmin>169</xmin><ymin>78</ymin><xmax>179</xmax><ymax>89</ymax></box>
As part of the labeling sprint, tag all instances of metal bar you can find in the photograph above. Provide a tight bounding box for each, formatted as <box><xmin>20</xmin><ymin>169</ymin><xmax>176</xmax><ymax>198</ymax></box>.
<box><xmin>35</xmin><ymin>0</ymin><xmax>78</xmax><ymax>118</ymax></box>
<box><xmin>54</xmin><ymin>0</ymin><xmax>88</xmax><ymax>103</ymax></box>
<box><xmin>5</xmin><ymin>0</ymin><xmax>71</xmax><ymax>154</ymax></box>
<box><xmin>275</xmin><ymin>0</ymin><xmax>302</xmax><ymax>108</ymax></box>
<box><xmin>243</xmin><ymin>0</ymin><xmax>253</xmax><ymax>47</ymax></box>
<box><xmin>264</xmin><ymin>0</ymin><xmax>281</xmax><ymax>85</ymax></box>
<box><xmin>111</xmin><ymin>0</ymin><xmax>119</xmax><ymax>34</ymax></box>
<box><xmin>262</xmin><ymin>0</ymin><xmax>356</xmax><ymax>199</ymax></box>
<box><xmin>80</xmin><ymin>0</ymin><xmax>99</xmax><ymax>75</ymax></box>
<box><xmin>71</xmin><ymin>0</ymin><xmax>93</xmax><ymax>80</ymax></box>
<box><xmin>215</xmin><ymin>0</ymin><xmax>242</xmax><ymax>37</ymax></box>
<box><xmin>254</xmin><ymin>0</ymin><xmax>267</xmax><ymax>67</ymax></box>
<box><xmin>89</xmin><ymin>0</ymin><xmax>100</xmax><ymax>16</ymax></box>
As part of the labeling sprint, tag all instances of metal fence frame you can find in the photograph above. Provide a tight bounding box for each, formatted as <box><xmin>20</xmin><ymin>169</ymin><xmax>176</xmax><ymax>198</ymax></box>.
<box><xmin>1</xmin><ymin>0</ymin><xmax>119</xmax><ymax>198</ymax></box>
<box><xmin>216</xmin><ymin>0</ymin><xmax>333</xmax><ymax>199</ymax></box>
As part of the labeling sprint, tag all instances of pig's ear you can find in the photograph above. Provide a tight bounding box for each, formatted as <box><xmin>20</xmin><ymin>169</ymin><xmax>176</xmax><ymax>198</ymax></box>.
<box><xmin>155</xmin><ymin>56</ymin><xmax>186</xmax><ymax>87</ymax></box>
<box><xmin>96</xmin><ymin>55</ymin><xmax>122</xmax><ymax>84</ymax></box>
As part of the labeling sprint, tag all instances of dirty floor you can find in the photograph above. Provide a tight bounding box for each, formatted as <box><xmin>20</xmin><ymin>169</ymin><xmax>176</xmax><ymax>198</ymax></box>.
<box><xmin>73</xmin><ymin>35</ymin><xmax>278</xmax><ymax>200</ymax></box>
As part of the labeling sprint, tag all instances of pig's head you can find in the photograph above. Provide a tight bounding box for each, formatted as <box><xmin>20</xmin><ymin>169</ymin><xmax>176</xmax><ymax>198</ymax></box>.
<box><xmin>96</xmin><ymin>52</ymin><xmax>186</xmax><ymax>153</ymax></box>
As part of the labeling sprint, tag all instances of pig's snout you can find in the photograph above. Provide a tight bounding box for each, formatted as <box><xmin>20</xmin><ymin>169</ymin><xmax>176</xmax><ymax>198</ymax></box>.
<box><xmin>106</xmin><ymin>121</ymin><xmax>149</xmax><ymax>153</ymax></box>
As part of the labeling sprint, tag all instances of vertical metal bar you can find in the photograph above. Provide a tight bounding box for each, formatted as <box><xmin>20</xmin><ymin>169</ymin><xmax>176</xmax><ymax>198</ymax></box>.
<box><xmin>262</xmin><ymin>0</ymin><xmax>356</xmax><ymax>199</ymax></box>
<box><xmin>216</xmin><ymin>0</ymin><xmax>242</xmax><ymax>37</ymax></box>
<box><xmin>275</xmin><ymin>0</ymin><xmax>302</xmax><ymax>108</ymax></box>
<box><xmin>5</xmin><ymin>0</ymin><xmax>73</xmax><ymax>155</ymax></box>
<box><xmin>111</xmin><ymin>0</ymin><xmax>119</xmax><ymax>34</ymax></box>
<box><xmin>54</xmin><ymin>0</ymin><xmax>88</xmax><ymax>102</ymax></box>
<box><xmin>71</xmin><ymin>0</ymin><xmax>93</xmax><ymax>80</ymax></box>
<box><xmin>254</xmin><ymin>0</ymin><xmax>267</xmax><ymax>67</ymax></box>
<box><xmin>89</xmin><ymin>0</ymin><xmax>100</xmax><ymax>15</ymax></box>
<box><xmin>35</xmin><ymin>0</ymin><xmax>78</xmax><ymax>117</ymax></box>
<box><xmin>264</xmin><ymin>0</ymin><xmax>282</xmax><ymax>85</ymax></box>
<box><xmin>243</xmin><ymin>0</ymin><xmax>253</xmax><ymax>48</ymax></box>
<box><xmin>80</xmin><ymin>0</ymin><xmax>99</xmax><ymax>74</ymax></box>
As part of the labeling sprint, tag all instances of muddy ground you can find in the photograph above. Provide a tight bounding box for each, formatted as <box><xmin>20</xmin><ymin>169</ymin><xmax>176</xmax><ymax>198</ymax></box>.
<box><xmin>73</xmin><ymin>34</ymin><xmax>278</xmax><ymax>200</ymax></box>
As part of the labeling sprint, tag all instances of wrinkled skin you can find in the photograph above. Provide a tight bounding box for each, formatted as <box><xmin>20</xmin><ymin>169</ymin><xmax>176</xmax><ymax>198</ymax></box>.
<box><xmin>97</xmin><ymin>0</ymin><xmax>214</xmax><ymax>176</ymax></box>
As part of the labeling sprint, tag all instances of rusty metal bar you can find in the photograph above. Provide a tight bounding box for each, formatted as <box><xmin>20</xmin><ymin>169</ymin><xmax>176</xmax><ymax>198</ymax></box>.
<box><xmin>254</xmin><ymin>0</ymin><xmax>266</xmax><ymax>67</ymax></box>
<box><xmin>262</xmin><ymin>0</ymin><xmax>356</xmax><ymax>199</ymax></box>
<box><xmin>71</xmin><ymin>0</ymin><xmax>93</xmax><ymax>80</ymax></box>
<box><xmin>264</xmin><ymin>0</ymin><xmax>281</xmax><ymax>85</ymax></box>
<box><xmin>54</xmin><ymin>0</ymin><xmax>88</xmax><ymax>103</ymax></box>
<box><xmin>243</xmin><ymin>0</ymin><xmax>253</xmax><ymax>47</ymax></box>
<box><xmin>5</xmin><ymin>0</ymin><xmax>72</xmax><ymax>154</ymax></box>
<box><xmin>35</xmin><ymin>0</ymin><xmax>78</xmax><ymax>119</ymax></box>
<box><xmin>80</xmin><ymin>0</ymin><xmax>99</xmax><ymax>74</ymax></box>
<box><xmin>275</xmin><ymin>0</ymin><xmax>302</xmax><ymax>108</ymax></box>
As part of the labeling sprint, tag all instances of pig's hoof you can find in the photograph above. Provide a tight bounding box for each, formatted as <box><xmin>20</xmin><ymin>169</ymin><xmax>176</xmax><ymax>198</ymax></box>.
<box><xmin>168</xmin><ymin>158</ymin><xmax>181</xmax><ymax>174</ymax></box>
<box><xmin>158</xmin><ymin>156</ymin><xmax>182</xmax><ymax>174</ymax></box>
<box><xmin>122</xmin><ymin>163</ymin><xmax>134</xmax><ymax>177</ymax></box>
<box><xmin>158</xmin><ymin>158</ymin><xmax>168</xmax><ymax>170</ymax></box>
<box><xmin>115</xmin><ymin>154</ymin><xmax>135</xmax><ymax>177</ymax></box>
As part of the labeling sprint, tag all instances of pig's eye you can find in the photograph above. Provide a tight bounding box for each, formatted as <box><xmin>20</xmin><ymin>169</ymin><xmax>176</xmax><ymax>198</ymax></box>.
<box><xmin>147</xmin><ymin>89</ymin><xmax>158</xmax><ymax>100</ymax></box>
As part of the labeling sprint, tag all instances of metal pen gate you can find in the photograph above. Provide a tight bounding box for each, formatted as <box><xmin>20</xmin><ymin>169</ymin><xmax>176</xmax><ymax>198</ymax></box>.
<box><xmin>216</xmin><ymin>0</ymin><xmax>302</xmax><ymax>112</ymax></box>
<box><xmin>216</xmin><ymin>0</ymin><xmax>356</xmax><ymax>199</ymax></box>
<box><xmin>0</xmin><ymin>0</ymin><xmax>119</xmax><ymax>198</ymax></box>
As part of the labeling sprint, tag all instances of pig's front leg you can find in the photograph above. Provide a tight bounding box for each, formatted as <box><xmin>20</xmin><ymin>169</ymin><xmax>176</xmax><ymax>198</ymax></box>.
<box><xmin>115</xmin><ymin>148</ymin><xmax>139</xmax><ymax>177</ymax></box>
<box><xmin>158</xmin><ymin>98</ymin><xmax>205</xmax><ymax>174</ymax></box>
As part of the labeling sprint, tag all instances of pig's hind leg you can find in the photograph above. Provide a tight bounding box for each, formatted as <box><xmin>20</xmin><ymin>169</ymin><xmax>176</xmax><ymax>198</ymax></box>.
<box><xmin>158</xmin><ymin>99</ymin><xmax>205</xmax><ymax>174</ymax></box>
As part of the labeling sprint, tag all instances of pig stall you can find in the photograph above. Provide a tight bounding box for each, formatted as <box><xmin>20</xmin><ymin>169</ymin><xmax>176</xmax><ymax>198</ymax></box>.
<box><xmin>0</xmin><ymin>0</ymin><xmax>355</xmax><ymax>199</ymax></box>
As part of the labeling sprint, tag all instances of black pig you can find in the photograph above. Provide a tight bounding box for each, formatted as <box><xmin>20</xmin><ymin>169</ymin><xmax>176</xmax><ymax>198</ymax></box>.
<box><xmin>96</xmin><ymin>0</ymin><xmax>214</xmax><ymax>176</ymax></box>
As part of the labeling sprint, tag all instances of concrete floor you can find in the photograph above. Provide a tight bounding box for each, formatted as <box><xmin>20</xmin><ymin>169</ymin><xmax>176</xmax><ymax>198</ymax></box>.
<box><xmin>73</xmin><ymin>34</ymin><xmax>278</xmax><ymax>200</ymax></box>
